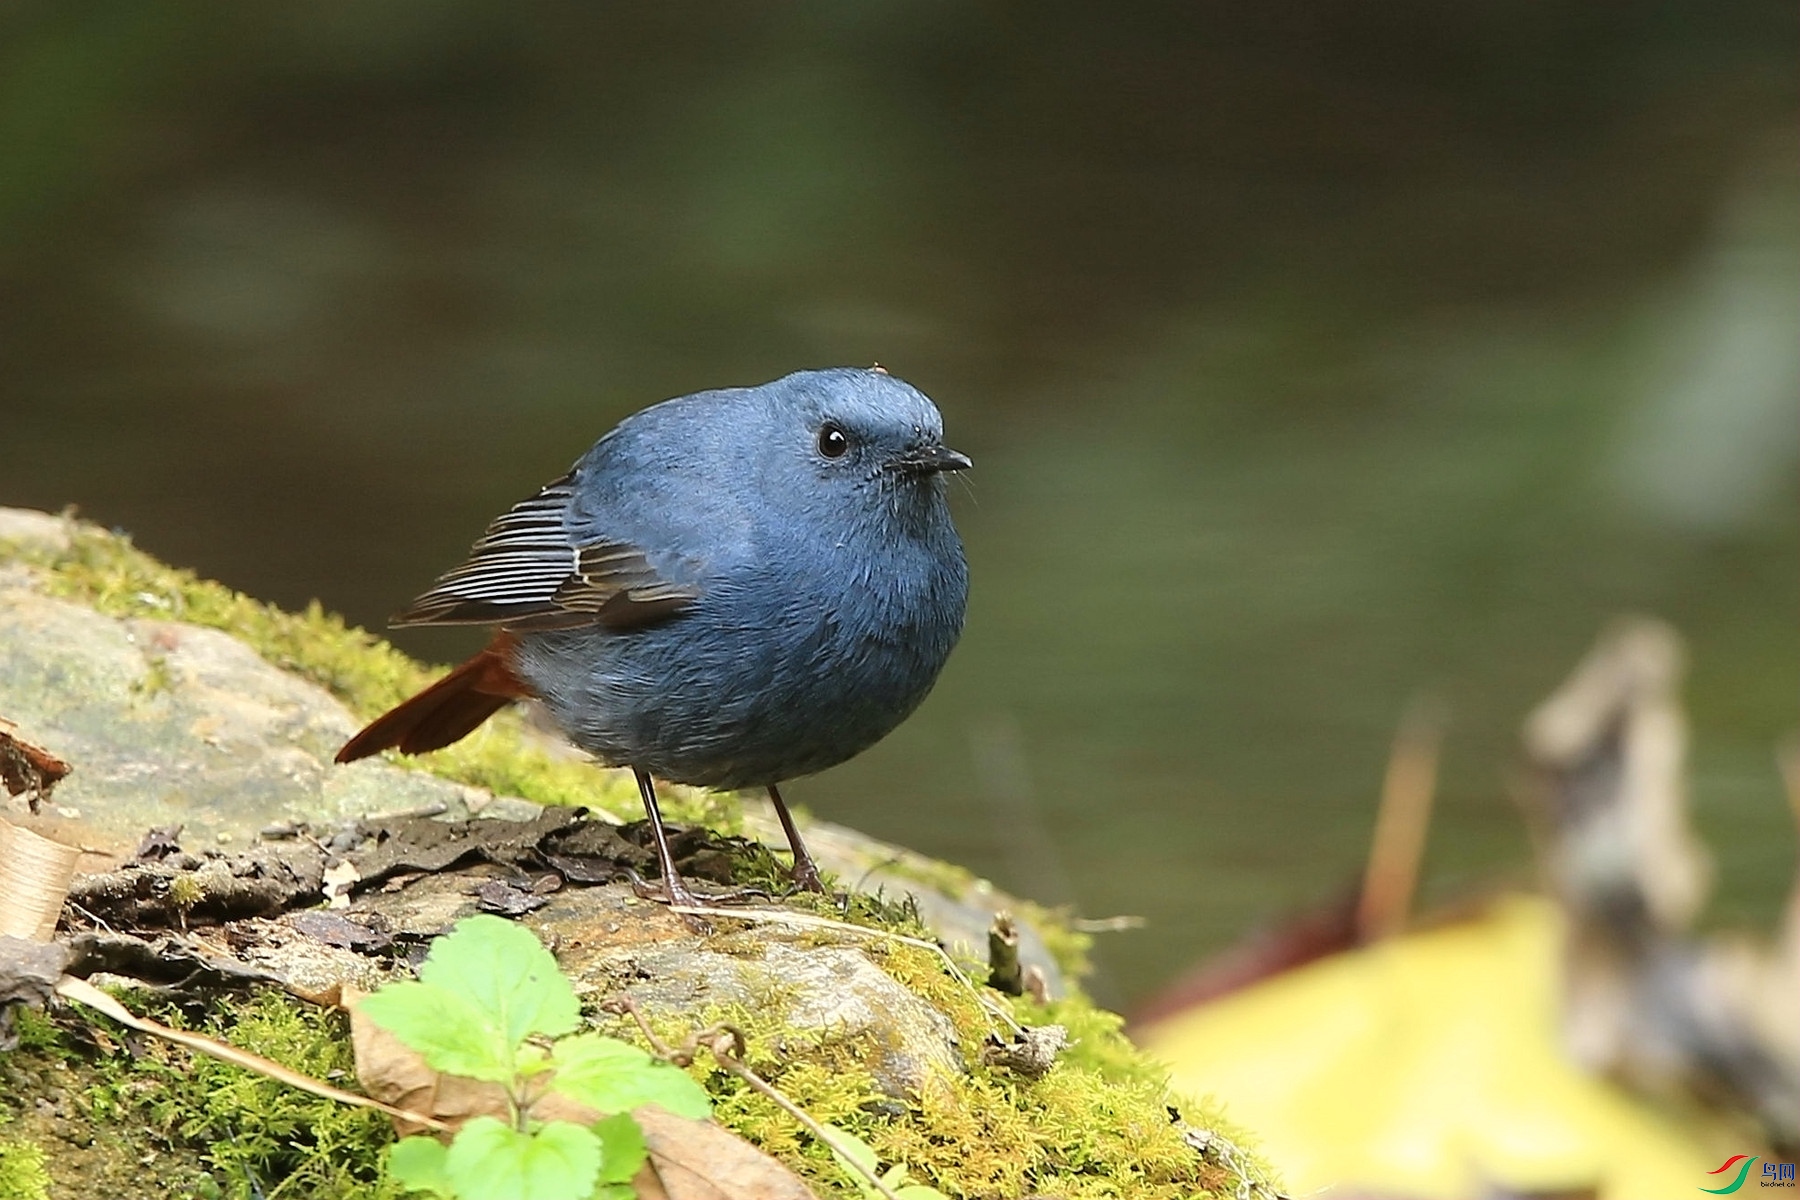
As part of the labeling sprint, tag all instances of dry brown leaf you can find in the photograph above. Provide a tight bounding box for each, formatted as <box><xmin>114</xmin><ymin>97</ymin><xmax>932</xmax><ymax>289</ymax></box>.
<box><xmin>629</xmin><ymin>1164</ymin><xmax>672</xmax><ymax>1200</ymax></box>
<box><xmin>0</xmin><ymin>719</ymin><xmax>71</xmax><ymax>805</ymax></box>
<box><xmin>345</xmin><ymin>985</ymin><xmax>517</xmax><ymax>1134</ymax></box>
<box><xmin>634</xmin><ymin>1105</ymin><xmax>820</xmax><ymax>1200</ymax></box>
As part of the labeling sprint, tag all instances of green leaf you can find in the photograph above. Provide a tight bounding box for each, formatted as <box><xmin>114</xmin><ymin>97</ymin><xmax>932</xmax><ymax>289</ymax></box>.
<box><xmin>419</xmin><ymin>915</ymin><xmax>581</xmax><ymax>1046</ymax></box>
<box><xmin>821</xmin><ymin>1124</ymin><xmax>881</xmax><ymax>1198</ymax></box>
<box><xmin>444</xmin><ymin>1116</ymin><xmax>600</xmax><ymax>1200</ymax></box>
<box><xmin>387</xmin><ymin>1136</ymin><xmax>454</xmax><ymax>1197</ymax></box>
<box><xmin>546</xmin><ymin>1033</ymin><xmax>711</xmax><ymax>1120</ymax></box>
<box><xmin>819</xmin><ymin>1127</ymin><xmax>949</xmax><ymax>1200</ymax></box>
<box><xmin>358</xmin><ymin>980</ymin><xmax>517</xmax><ymax>1083</ymax></box>
<box><xmin>590</xmin><ymin>1112</ymin><xmax>648</xmax><ymax>1185</ymax></box>
<box><xmin>518</xmin><ymin>1045</ymin><xmax>554</xmax><ymax>1078</ymax></box>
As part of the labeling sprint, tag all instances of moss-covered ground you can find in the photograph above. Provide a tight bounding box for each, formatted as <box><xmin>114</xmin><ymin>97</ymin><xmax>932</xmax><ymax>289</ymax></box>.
<box><xmin>0</xmin><ymin>522</ymin><xmax>1281</xmax><ymax>1199</ymax></box>
<box><xmin>0</xmin><ymin>1000</ymin><xmax>392</xmax><ymax>1200</ymax></box>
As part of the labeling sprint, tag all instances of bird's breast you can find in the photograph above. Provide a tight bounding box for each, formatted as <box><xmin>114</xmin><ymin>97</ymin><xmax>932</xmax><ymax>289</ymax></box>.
<box><xmin>512</xmin><ymin>522</ymin><xmax>965</xmax><ymax>789</ymax></box>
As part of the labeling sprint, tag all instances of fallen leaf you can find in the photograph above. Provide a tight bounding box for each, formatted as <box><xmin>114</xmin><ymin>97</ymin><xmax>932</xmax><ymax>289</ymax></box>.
<box><xmin>633</xmin><ymin>1105</ymin><xmax>820</xmax><ymax>1200</ymax></box>
<box><xmin>0</xmin><ymin>719</ymin><xmax>71</xmax><ymax>809</ymax></box>
<box><xmin>474</xmin><ymin>879</ymin><xmax>552</xmax><ymax>916</ymax></box>
<box><xmin>347</xmin><ymin>986</ymin><xmax>514</xmax><ymax>1135</ymax></box>
<box><xmin>290</xmin><ymin>910</ymin><xmax>394</xmax><ymax>953</ymax></box>
<box><xmin>133</xmin><ymin>825</ymin><xmax>185</xmax><ymax>862</ymax></box>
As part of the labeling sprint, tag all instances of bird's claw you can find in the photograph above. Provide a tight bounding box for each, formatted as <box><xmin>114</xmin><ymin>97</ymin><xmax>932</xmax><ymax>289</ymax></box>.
<box><xmin>622</xmin><ymin>867</ymin><xmax>770</xmax><ymax>908</ymax></box>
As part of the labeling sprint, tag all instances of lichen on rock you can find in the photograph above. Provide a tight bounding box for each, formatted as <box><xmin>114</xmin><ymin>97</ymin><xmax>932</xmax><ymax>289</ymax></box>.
<box><xmin>0</xmin><ymin>509</ymin><xmax>1283</xmax><ymax>1200</ymax></box>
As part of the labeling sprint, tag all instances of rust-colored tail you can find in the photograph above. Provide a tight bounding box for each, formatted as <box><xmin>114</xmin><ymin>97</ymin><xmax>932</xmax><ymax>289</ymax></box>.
<box><xmin>335</xmin><ymin>633</ymin><xmax>531</xmax><ymax>763</ymax></box>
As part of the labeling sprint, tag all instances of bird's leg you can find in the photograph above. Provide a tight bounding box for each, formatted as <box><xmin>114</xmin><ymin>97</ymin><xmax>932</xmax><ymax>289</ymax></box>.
<box><xmin>633</xmin><ymin>768</ymin><xmax>701</xmax><ymax>908</ymax></box>
<box><xmin>767</xmin><ymin>784</ymin><xmax>826</xmax><ymax>893</ymax></box>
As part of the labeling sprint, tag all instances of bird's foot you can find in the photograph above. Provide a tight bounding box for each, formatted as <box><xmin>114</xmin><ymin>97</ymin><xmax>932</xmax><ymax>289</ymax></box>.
<box><xmin>623</xmin><ymin>868</ymin><xmax>770</xmax><ymax>908</ymax></box>
<box><xmin>788</xmin><ymin>856</ymin><xmax>827</xmax><ymax>895</ymax></box>
<box><xmin>625</xmin><ymin>868</ymin><xmax>700</xmax><ymax>908</ymax></box>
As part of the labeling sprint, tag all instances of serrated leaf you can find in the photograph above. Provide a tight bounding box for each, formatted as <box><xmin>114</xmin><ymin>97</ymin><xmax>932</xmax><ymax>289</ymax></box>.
<box><xmin>357</xmin><ymin>980</ymin><xmax>516</xmax><ymax>1082</ymax></box>
<box><xmin>444</xmin><ymin>1116</ymin><xmax>600</xmax><ymax>1200</ymax></box>
<box><xmin>419</xmin><ymin>914</ymin><xmax>580</xmax><ymax>1045</ymax></box>
<box><xmin>387</xmin><ymin>1136</ymin><xmax>454</xmax><ymax>1197</ymax></box>
<box><xmin>546</xmin><ymin>1033</ymin><xmax>711</xmax><ymax>1119</ymax></box>
<box><xmin>590</xmin><ymin>1112</ymin><xmax>649</xmax><ymax>1185</ymax></box>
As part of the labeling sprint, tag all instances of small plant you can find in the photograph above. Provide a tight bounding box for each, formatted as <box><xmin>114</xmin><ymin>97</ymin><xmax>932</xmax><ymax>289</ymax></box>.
<box><xmin>358</xmin><ymin>915</ymin><xmax>710</xmax><ymax>1200</ymax></box>
<box><xmin>820</xmin><ymin>1125</ymin><xmax>949</xmax><ymax>1200</ymax></box>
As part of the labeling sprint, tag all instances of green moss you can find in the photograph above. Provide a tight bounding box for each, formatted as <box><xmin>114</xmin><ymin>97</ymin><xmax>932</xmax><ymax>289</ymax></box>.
<box><xmin>872</xmin><ymin>944</ymin><xmax>1269</xmax><ymax>1200</ymax></box>
<box><xmin>0</xmin><ymin>1141</ymin><xmax>50</xmax><ymax>1200</ymax></box>
<box><xmin>1014</xmin><ymin>995</ymin><xmax>1163</xmax><ymax>1085</ymax></box>
<box><xmin>5</xmin><ymin>1010</ymin><xmax>66</xmax><ymax>1060</ymax></box>
<box><xmin>609</xmin><ymin>992</ymin><xmax>900</xmax><ymax>1197</ymax></box>
<box><xmin>0</xmin><ymin>1112</ymin><xmax>50</xmax><ymax>1200</ymax></box>
<box><xmin>82</xmin><ymin>990</ymin><xmax>398</xmax><ymax>1200</ymax></box>
<box><xmin>0</xmin><ymin>992</ymin><xmax>398</xmax><ymax>1199</ymax></box>
<box><xmin>604</xmin><ymin>926</ymin><xmax>1279</xmax><ymax>1200</ymax></box>
<box><xmin>166</xmin><ymin>872</ymin><xmax>205</xmax><ymax>914</ymax></box>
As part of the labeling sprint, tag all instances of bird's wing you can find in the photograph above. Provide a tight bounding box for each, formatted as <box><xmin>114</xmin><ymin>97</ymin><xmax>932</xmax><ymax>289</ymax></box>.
<box><xmin>390</xmin><ymin>472</ymin><xmax>698</xmax><ymax>632</ymax></box>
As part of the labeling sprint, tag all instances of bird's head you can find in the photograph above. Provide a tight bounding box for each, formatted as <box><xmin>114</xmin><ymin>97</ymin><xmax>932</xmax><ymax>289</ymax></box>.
<box><xmin>769</xmin><ymin>367</ymin><xmax>971</xmax><ymax>507</ymax></box>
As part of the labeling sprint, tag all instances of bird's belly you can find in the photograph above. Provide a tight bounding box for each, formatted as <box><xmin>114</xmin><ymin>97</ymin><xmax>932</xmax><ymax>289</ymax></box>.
<box><xmin>512</xmin><ymin>595</ymin><xmax>957</xmax><ymax>790</ymax></box>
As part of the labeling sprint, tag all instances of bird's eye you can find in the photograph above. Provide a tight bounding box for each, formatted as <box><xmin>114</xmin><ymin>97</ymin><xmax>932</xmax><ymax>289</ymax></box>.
<box><xmin>817</xmin><ymin>423</ymin><xmax>851</xmax><ymax>459</ymax></box>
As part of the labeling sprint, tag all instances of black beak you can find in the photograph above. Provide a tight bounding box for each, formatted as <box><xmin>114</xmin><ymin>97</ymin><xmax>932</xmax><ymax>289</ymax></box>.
<box><xmin>888</xmin><ymin>443</ymin><xmax>973</xmax><ymax>476</ymax></box>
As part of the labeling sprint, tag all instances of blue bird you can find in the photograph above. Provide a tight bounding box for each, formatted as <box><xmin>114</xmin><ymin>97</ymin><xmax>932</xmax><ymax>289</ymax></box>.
<box><xmin>337</xmin><ymin>367</ymin><xmax>970</xmax><ymax>905</ymax></box>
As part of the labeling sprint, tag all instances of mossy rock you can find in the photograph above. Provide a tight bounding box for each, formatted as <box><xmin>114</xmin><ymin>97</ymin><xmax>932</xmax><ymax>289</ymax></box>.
<box><xmin>0</xmin><ymin>508</ymin><xmax>1283</xmax><ymax>1200</ymax></box>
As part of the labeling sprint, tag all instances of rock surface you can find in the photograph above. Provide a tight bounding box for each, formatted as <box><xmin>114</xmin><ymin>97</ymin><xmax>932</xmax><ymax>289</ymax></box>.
<box><xmin>0</xmin><ymin>506</ymin><xmax>1033</xmax><ymax>1097</ymax></box>
<box><xmin>0</xmin><ymin>578</ymin><xmax>496</xmax><ymax>865</ymax></box>
<box><xmin>0</xmin><ymin>507</ymin><xmax>1271</xmax><ymax>1200</ymax></box>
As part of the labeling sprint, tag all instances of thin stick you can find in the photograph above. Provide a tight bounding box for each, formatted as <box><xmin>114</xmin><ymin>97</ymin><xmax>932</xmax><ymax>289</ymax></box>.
<box><xmin>1356</xmin><ymin>696</ymin><xmax>1446</xmax><ymax>941</ymax></box>
<box><xmin>609</xmin><ymin>999</ymin><xmax>903</xmax><ymax>1200</ymax></box>
<box><xmin>670</xmin><ymin>902</ymin><xmax>1024</xmax><ymax>1033</ymax></box>
<box><xmin>706</xmin><ymin>1031</ymin><xmax>904</xmax><ymax>1200</ymax></box>
<box><xmin>55</xmin><ymin>975</ymin><xmax>450</xmax><ymax>1132</ymax></box>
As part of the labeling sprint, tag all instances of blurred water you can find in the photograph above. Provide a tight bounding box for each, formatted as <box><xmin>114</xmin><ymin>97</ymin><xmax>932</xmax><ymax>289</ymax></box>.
<box><xmin>3</xmin><ymin>2</ymin><xmax>1795</xmax><ymax>1000</ymax></box>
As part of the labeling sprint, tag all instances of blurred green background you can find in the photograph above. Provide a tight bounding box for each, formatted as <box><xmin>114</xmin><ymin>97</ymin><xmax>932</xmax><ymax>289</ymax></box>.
<box><xmin>3</xmin><ymin>2</ymin><xmax>1795</xmax><ymax>1004</ymax></box>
